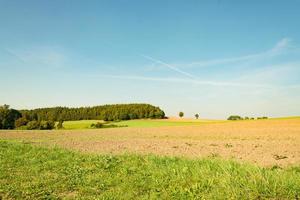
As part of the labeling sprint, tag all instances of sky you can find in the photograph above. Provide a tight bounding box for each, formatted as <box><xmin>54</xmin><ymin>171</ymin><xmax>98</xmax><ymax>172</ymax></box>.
<box><xmin>1</xmin><ymin>0</ymin><xmax>300</xmax><ymax>119</ymax></box>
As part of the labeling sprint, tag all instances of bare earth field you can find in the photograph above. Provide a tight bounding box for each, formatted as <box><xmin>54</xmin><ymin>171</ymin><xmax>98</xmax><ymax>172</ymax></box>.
<box><xmin>1</xmin><ymin>118</ymin><xmax>299</xmax><ymax>167</ymax></box>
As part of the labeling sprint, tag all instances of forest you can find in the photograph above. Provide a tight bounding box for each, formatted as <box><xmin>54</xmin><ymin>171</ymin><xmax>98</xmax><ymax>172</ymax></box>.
<box><xmin>20</xmin><ymin>104</ymin><xmax>165</xmax><ymax>121</ymax></box>
<box><xmin>0</xmin><ymin>104</ymin><xmax>165</xmax><ymax>130</ymax></box>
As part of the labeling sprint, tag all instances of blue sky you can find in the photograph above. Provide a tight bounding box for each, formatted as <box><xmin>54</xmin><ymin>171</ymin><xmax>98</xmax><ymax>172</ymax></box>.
<box><xmin>1</xmin><ymin>0</ymin><xmax>300</xmax><ymax>119</ymax></box>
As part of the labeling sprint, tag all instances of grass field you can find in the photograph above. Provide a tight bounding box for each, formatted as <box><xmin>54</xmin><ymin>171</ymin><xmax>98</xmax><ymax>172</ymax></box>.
<box><xmin>61</xmin><ymin>118</ymin><xmax>224</xmax><ymax>129</ymax></box>
<box><xmin>1</xmin><ymin>140</ymin><xmax>299</xmax><ymax>199</ymax></box>
<box><xmin>61</xmin><ymin>117</ymin><xmax>300</xmax><ymax>130</ymax></box>
<box><xmin>112</xmin><ymin>118</ymin><xmax>223</xmax><ymax>128</ymax></box>
<box><xmin>61</xmin><ymin>120</ymin><xmax>104</xmax><ymax>129</ymax></box>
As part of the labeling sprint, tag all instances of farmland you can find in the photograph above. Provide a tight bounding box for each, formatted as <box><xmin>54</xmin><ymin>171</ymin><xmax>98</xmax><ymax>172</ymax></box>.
<box><xmin>1</xmin><ymin>117</ymin><xmax>299</xmax><ymax>167</ymax></box>
<box><xmin>1</xmin><ymin>117</ymin><xmax>300</xmax><ymax>199</ymax></box>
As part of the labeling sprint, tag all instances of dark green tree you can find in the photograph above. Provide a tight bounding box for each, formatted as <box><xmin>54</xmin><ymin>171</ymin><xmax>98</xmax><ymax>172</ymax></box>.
<box><xmin>179</xmin><ymin>112</ymin><xmax>184</xmax><ymax>118</ymax></box>
<box><xmin>0</xmin><ymin>105</ymin><xmax>22</xmax><ymax>129</ymax></box>
<box><xmin>195</xmin><ymin>114</ymin><xmax>199</xmax><ymax>119</ymax></box>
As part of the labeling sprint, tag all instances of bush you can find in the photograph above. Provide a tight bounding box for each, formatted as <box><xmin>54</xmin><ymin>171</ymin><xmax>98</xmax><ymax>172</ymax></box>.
<box><xmin>257</xmin><ymin>116</ymin><xmax>268</xmax><ymax>120</ymax></box>
<box><xmin>227</xmin><ymin>115</ymin><xmax>243</xmax><ymax>120</ymax></box>
<box><xmin>15</xmin><ymin>117</ymin><xmax>29</xmax><ymax>128</ymax></box>
<box><xmin>91</xmin><ymin>122</ymin><xmax>104</xmax><ymax>128</ymax></box>
<box><xmin>39</xmin><ymin>121</ymin><xmax>55</xmax><ymax>130</ymax></box>
<box><xmin>91</xmin><ymin>122</ymin><xmax>128</xmax><ymax>129</ymax></box>
<box><xmin>26</xmin><ymin>121</ymin><xmax>40</xmax><ymax>130</ymax></box>
<box><xmin>26</xmin><ymin>120</ymin><xmax>55</xmax><ymax>130</ymax></box>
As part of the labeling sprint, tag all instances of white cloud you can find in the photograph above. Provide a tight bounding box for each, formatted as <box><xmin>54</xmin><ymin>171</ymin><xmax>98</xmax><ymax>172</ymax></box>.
<box><xmin>174</xmin><ymin>37</ymin><xmax>292</xmax><ymax>68</ymax></box>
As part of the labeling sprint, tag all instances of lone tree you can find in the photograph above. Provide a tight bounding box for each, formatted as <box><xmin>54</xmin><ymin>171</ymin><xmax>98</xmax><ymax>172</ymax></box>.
<box><xmin>179</xmin><ymin>112</ymin><xmax>184</xmax><ymax>118</ymax></box>
<box><xmin>195</xmin><ymin>113</ymin><xmax>199</xmax><ymax>119</ymax></box>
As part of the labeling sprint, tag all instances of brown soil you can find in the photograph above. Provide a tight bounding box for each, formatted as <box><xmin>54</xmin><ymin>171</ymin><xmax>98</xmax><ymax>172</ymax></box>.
<box><xmin>1</xmin><ymin>118</ymin><xmax>299</xmax><ymax>167</ymax></box>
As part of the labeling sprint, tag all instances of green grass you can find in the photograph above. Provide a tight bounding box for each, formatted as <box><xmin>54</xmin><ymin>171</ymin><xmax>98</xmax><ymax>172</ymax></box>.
<box><xmin>0</xmin><ymin>140</ymin><xmax>299</xmax><ymax>199</ymax></box>
<box><xmin>111</xmin><ymin>119</ymin><xmax>224</xmax><ymax>128</ymax></box>
<box><xmin>61</xmin><ymin>120</ymin><xmax>103</xmax><ymax>129</ymax></box>
<box><xmin>61</xmin><ymin>119</ymin><xmax>222</xmax><ymax>129</ymax></box>
<box><xmin>60</xmin><ymin>117</ymin><xmax>300</xmax><ymax>130</ymax></box>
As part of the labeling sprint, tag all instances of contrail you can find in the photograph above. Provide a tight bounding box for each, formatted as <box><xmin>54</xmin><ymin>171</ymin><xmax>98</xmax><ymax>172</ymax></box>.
<box><xmin>3</xmin><ymin>48</ymin><xmax>26</xmax><ymax>63</ymax></box>
<box><xmin>140</xmin><ymin>54</ymin><xmax>197</xmax><ymax>79</ymax></box>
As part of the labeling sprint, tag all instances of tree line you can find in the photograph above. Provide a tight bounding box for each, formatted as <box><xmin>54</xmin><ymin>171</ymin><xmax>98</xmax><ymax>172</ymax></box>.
<box><xmin>20</xmin><ymin>104</ymin><xmax>165</xmax><ymax>121</ymax></box>
<box><xmin>227</xmin><ymin>115</ymin><xmax>268</xmax><ymax>120</ymax></box>
<box><xmin>0</xmin><ymin>104</ymin><xmax>165</xmax><ymax>130</ymax></box>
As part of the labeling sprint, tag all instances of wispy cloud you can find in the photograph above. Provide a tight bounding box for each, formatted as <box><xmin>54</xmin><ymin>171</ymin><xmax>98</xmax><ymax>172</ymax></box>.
<box><xmin>3</xmin><ymin>46</ymin><xmax>66</xmax><ymax>68</ymax></box>
<box><xmin>175</xmin><ymin>38</ymin><xmax>291</xmax><ymax>68</ymax></box>
<box><xmin>235</xmin><ymin>61</ymin><xmax>300</xmax><ymax>85</ymax></box>
<box><xmin>112</xmin><ymin>38</ymin><xmax>298</xmax><ymax>89</ymax></box>
<box><xmin>89</xmin><ymin>74</ymin><xmax>279</xmax><ymax>88</ymax></box>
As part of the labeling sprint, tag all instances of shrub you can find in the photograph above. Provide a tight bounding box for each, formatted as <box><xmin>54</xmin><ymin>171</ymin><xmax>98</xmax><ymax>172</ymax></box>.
<box><xmin>26</xmin><ymin>121</ymin><xmax>40</xmax><ymax>130</ymax></box>
<box><xmin>39</xmin><ymin>121</ymin><xmax>55</xmax><ymax>130</ymax></box>
<box><xmin>91</xmin><ymin>122</ymin><xmax>104</xmax><ymax>128</ymax></box>
<box><xmin>257</xmin><ymin>116</ymin><xmax>268</xmax><ymax>120</ymax></box>
<box><xmin>227</xmin><ymin>115</ymin><xmax>243</xmax><ymax>120</ymax></box>
<box><xmin>15</xmin><ymin>117</ymin><xmax>29</xmax><ymax>128</ymax></box>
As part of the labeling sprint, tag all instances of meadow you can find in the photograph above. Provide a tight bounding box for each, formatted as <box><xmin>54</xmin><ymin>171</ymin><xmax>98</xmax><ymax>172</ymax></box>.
<box><xmin>61</xmin><ymin>118</ymin><xmax>224</xmax><ymax>129</ymax></box>
<box><xmin>0</xmin><ymin>117</ymin><xmax>300</xmax><ymax>199</ymax></box>
<box><xmin>1</xmin><ymin>140</ymin><xmax>299</xmax><ymax>199</ymax></box>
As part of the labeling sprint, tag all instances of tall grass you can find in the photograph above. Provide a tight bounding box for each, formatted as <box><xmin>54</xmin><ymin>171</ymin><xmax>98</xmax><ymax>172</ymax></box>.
<box><xmin>0</xmin><ymin>140</ymin><xmax>299</xmax><ymax>199</ymax></box>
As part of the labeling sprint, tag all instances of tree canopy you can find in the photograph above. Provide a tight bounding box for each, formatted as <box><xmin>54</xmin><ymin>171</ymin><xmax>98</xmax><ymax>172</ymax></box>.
<box><xmin>179</xmin><ymin>112</ymin><xmax>184</xmax><ymax>118</ymax></box>
<box><xmin>0</xmin><ymin>105</ymin><xmax>21</xmax><ymax>129</ymax></box>
<box><xmin>20</xmin><ymin>104</ymin><xmax>165</xmax><ymax>122</ymax></box>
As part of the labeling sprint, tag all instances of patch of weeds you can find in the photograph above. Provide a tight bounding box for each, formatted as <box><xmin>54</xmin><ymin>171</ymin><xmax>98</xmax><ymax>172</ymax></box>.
<box><xmin>210</xmin><ymin>144</ymin><xmax>218</xmax><ymax>147</ymax></box>
<box><xmin>224</xmin><ymin>143</ymin><xmax>233</xmax><ymax>148</ymax></box>
<box><xmin>270</xmin><ymin>165</ymin><xmax>283</xmax><ymax>170</ymax></box>
<box><xmin>273</xmin><ymin>154</ymin><xmax>288</xmax><ymax>160</ymax></box>
<box><xmin>185</xmin><ymin>142</ymin><xmax>192</xmax><ymax>146</ymax></box>
<box><xmin>172</xmin><ymin>146</ymin><xmax>179</xmax><ymax>149</ymax></box>
<box><xmin>210</xmin><ymin>153</ymin><xmax>220</xmax><ymax>158</ymax></box>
